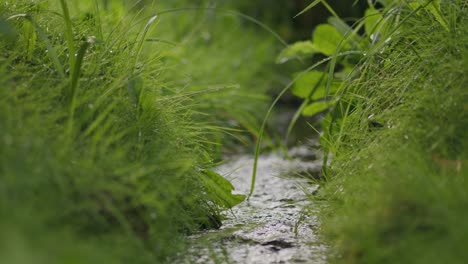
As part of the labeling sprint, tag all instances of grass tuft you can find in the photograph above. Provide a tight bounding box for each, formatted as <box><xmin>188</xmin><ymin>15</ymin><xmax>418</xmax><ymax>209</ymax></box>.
<box><xmin>0</xmin><ymin>0</ymin><xmax>281</xmax><ymax>263</ymax></box>
<box><xmin>313</xmin><ymin>1</ymin><xmax>468</xmax><ymax>263</ymax></box>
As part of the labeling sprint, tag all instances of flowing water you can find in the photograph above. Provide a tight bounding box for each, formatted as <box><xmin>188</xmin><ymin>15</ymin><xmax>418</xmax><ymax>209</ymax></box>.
<box><xmin>179</xmin><ymin>145</ymin><xmax>328</xmax><ymax>263</ymax></box>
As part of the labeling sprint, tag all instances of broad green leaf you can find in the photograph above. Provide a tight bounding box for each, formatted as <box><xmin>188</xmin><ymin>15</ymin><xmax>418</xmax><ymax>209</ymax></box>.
<box><xmin>302</xmin><ymin>101</ymin><xmax>331</xmax><ymax>116</ymax></box>
<box><xmin>313</xmin><ymin>24</ymin><xmax>350</xmax><ymax>56</ymax></box>
<box><xmin>276</xmin><ymin>41</ymin><xmax>317</xmax><ymax>64</ymax></box>
<box><xmin>293</xmin><ymin>71</ymin><xmax>324</xmax><ymax>98</ymax></box>
<box><xmin>292</xmin><ymin>71</ymin><xmax>341</xmax><ymax>99</ymax></box>
<box><xmin>200</xmin><ymin>169</ymin><xmax>245</xmax><ymax>209</ymax></box>
<box><xmin>364</xmin><ymin>8</ymin><xmax>384</xmax><ymax>38</ymax></box>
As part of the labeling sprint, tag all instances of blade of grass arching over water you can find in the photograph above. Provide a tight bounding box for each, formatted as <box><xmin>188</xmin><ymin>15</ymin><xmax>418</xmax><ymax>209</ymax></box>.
<box><xmin>248</xmin><ymin>52</ymin><xmax>362</xmax><ymax>198</ymax></box>
<box><xmin>248</xmin><ymin>66</ymin><xmax>318</xmax><ymax>199</ymax></box>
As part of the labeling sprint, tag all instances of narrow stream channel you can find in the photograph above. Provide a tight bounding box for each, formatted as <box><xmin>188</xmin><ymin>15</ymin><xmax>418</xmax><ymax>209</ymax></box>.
<box><xmin>180</xmin><ymin>145</ymin><xmax>328</xmax><ymax>263</ymax></box>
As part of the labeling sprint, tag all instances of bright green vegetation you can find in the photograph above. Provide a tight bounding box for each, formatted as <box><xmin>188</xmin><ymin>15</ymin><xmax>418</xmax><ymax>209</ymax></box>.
<box><xmin>283</xmin><ymin>0</ymin><xmax>467</xmax><ymax>263</ymax></box>
<box><xmin>0</xmin><ymin>0</ymin><xmax>278</xmax><ymax>263</ymax></box>
<box><xmin>2</xmin><ymin>0</ymin><xmax>467</xmax><ymax>263</ymax></box>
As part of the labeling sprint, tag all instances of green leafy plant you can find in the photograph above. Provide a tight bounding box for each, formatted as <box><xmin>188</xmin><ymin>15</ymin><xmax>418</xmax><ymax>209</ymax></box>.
<box><xmin>201</xmin><ymin>169</ymin><xmax>246</xmax><ymax>209</ymax></box>
<box><xmin>277</xmin><ymin>0</ymin><xmax>448</xmax><ymax>120</ymax></box>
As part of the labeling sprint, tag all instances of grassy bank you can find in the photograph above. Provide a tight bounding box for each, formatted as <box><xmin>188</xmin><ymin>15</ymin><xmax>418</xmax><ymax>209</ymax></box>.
<box><xmin>0</xmin><ymin>0</ymin><xmax>278</xmax><ymax>263</ymax></box>
<box><xmin>308</xmin><ymin>1</ymin><xmax>468</xmax><ymax>263</ymax></box>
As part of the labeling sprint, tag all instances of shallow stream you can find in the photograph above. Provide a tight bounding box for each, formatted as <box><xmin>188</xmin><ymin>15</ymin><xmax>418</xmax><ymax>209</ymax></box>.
<box><xmin>180</xmin><ymin>145</ymin><xmax>328</xmax><ymax>263</ymax></box>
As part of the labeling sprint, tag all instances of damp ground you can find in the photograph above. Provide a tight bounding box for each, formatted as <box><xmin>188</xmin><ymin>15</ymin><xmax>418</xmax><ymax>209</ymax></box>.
<box><xmin>178</xmin><ymin>145</ymin><xmax>328</xmax><ymax>263</ymax></box>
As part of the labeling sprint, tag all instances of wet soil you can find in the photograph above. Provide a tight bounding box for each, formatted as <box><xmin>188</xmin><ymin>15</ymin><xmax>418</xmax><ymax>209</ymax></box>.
<box><xmin>179</xmin><ymin>146</ymin><xmax>328</xmax><ymax>264</ymax></box>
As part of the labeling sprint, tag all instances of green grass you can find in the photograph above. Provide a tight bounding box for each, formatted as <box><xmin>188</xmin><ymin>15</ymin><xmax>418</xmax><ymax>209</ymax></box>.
<box><xmin>0</xmin><ymin>0</ymin><xmax>280</xmax><ymax>263</ymax></box>
<box><xmin>311</xmin><ymin>1</ymin><xmax>468</xmax><ymax>263</ymax></box>
<box><xmin>4</xmin><ymin>0</ymin><xmax>465</xmax><ymax>263</ymax></box>
<box><xmin>151</xmin><ymin>3</ymin><xmax>281</xmax><ymax>150</ymax></box>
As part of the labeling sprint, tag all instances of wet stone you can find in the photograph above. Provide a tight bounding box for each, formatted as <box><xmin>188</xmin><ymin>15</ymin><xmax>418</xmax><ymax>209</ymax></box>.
<box><xmin>179</xmin><ymin>146</ymin><xmax>327</xmax><ymax>264</ymax></box>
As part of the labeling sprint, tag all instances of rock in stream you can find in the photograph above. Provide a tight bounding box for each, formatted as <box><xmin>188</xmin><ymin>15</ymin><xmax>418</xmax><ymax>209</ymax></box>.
<box><xmin>180</xmin><ymin>146</ymin><xmax>327</xmax><ymax>264</ymax></box>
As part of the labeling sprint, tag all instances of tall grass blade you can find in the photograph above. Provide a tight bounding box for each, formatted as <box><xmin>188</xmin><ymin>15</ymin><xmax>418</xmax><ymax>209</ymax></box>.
<box><xmin>248</xmin><ymin>53</ymin><xmax>361</xmax><ymax>198</ymax></box>
<box><xmin>59</xmin><ymin>0</ymin><xmax>76</xmax><ymax>75</ymax></box>
<box><xmin>249</xmin><ymin>84</ymin><xmax>301</xmax><ymax>197</ymax></box>
<box><xmin>70</xmin><ymin>39</ymin><xmax>91</xmax><ymax>100</ymax></box>
<box><xmin>93</xmin><ymin>0</ymin><xmax>104</xmax><ymax>40</ymax></box>
<box><xmin>134</xmin><ymin>15</ymin><xmax>158</xmax><ymax>69</ymax></box>
<box><xmin>67</xmin><ymin>38</ymin><xmax>91</xmax><ymax>135</ymax></box>
<box><xmin>23</xmin><ymin>20</ymin><xmax>36</xmax><ymax>60</ymax></box>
